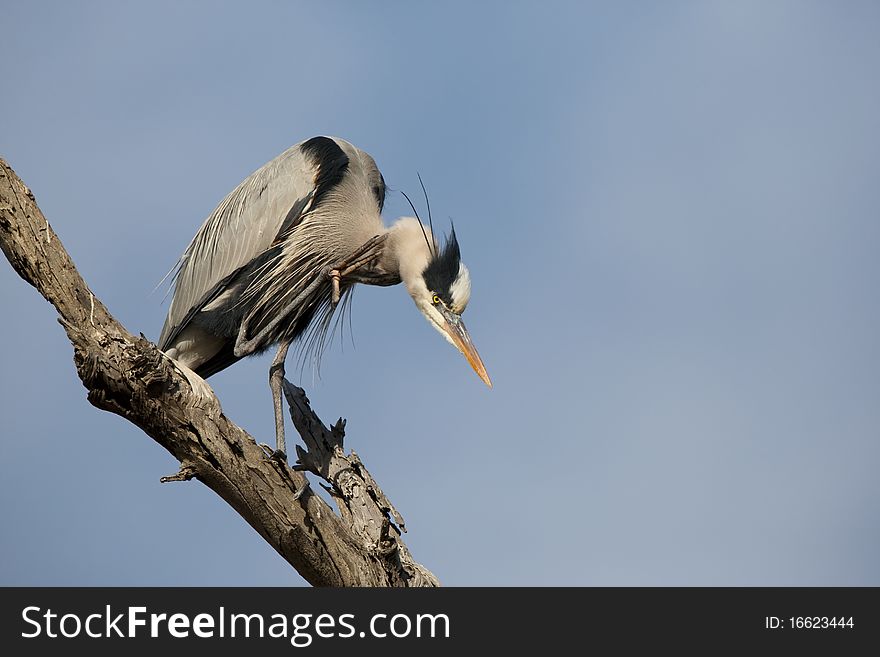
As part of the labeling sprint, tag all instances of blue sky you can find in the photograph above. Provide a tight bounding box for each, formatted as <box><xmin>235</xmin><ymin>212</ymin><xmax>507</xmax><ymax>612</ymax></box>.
<box><xmin>2</xmin><ymin>1</ymin><xmax>879</xmax><ymax>585</ymax></box>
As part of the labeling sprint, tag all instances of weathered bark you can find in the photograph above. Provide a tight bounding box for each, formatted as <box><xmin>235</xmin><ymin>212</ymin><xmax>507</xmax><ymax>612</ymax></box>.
<box><xmin>0</xmin><ymin>157</ymin><xmax>438</xmax><ymax>587</ymax></box>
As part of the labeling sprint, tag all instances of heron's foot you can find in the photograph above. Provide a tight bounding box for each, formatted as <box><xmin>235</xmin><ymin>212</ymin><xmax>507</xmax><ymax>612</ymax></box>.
<box><xmin>258</xmin><ymin>443</ymin><xmax>308</xmax><ymax>499</ymax></box>
<box><xmin>259</xmin><ymin>443</ymin><xmax>288</xmax><ymax>464</ymax></box>
<box><xmin>292</xmin><ymin>479</ymin><xmax>311</xmax><ymax>501</ymax></box>
<box><xmin>326</xmin><ymin>234</ymin><xmax>389</xmax><ymax>307</ymax></box>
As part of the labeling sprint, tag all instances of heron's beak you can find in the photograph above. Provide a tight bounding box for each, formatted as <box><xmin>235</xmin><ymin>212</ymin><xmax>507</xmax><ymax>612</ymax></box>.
<box><xmin>441</xmin><ymin>308</ymin><xmax>492</xmax><ymax>388</ymax></box>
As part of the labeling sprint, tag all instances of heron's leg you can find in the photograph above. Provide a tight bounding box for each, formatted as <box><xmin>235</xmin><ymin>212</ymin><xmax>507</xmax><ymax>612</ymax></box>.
<box><xmin>268</xmin><ymin>338</ymin><xmax>292</xmax><ymax>459</ymax></box>
<box><xmin>234</xmin><ymin>235</ymin><xmax>388</xmax><ymax>356</ymax></box>
<box><xmin>233</xmin><ymin>235</ymin><xmax>384</xmax><ymax>356</ymax></box>
<box><xmin>233</xmin><ymin>272</ymin><xmax>328</xmax><ymax>358</ymax></box>
<box><xmin>328</xmin><ymin>234</ymin><xmax>388</xmax><ymax>305</ymax></box>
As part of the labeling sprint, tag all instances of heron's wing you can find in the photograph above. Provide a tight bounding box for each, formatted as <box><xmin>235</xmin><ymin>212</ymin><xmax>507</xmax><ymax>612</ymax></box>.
<box><xmin>158</xmin><ymin>145</ymin><xmax>317</xmax><ymax>349</ymax></box>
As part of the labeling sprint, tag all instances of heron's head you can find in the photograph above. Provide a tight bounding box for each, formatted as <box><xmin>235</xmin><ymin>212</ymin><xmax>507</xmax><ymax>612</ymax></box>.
<box><xmin>389</xmin><ymin>217</ymin><xmax>492</xmax><ymax>388</ymax></box>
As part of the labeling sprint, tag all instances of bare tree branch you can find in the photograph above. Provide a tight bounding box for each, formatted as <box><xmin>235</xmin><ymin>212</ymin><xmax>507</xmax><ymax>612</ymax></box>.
<box><xmin>0</xmin><ymin>157</ymin><xmax>438</xmax><ymax>587</ymax></box>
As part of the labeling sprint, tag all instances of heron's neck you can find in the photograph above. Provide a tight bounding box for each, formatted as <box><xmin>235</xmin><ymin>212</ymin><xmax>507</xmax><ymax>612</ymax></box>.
<box><xmin>380</xmin><ymin>217</ymin><xmax>434</xmax><ymax>294</ymax></box>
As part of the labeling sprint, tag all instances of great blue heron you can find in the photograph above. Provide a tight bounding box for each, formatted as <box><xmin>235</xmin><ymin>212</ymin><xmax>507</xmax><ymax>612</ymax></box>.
<box><xmin>159</xmin><ymin>136</ymin><xmax>491</xmax><ymax>458</ymax></box>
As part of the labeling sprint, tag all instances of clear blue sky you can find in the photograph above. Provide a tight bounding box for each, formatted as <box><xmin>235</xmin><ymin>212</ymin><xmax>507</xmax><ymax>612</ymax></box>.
<box><xmin>2</xmin><ymin>1</ymin><xmax>879</xmax><ymax>585</ymax></box>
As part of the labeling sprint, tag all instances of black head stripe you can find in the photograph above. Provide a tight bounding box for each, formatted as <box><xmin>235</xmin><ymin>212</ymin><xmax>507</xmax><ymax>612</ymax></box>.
<box><xmin>300</xmin><ymin>136</ymin><xmax>349</xmax><ymax>210</ymax></box>
<box><xmin>422</xmin><ymin>227</ymin><xmax>461</xmax><ymax>305</ymax></box>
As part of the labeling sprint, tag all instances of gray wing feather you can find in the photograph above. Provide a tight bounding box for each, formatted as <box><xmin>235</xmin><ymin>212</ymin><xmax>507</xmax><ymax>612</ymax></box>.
<box><xmin>159</xmin><ymin>144</ymin><xmax>317</xmax><ymax>348</ymax></box>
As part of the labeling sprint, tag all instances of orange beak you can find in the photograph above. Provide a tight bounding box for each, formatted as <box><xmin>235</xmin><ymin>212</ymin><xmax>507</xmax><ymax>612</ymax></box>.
<box><xmin>441</xmin><ymin>309</ymin><xmax>492</xmax><ymax>388</ymax></box>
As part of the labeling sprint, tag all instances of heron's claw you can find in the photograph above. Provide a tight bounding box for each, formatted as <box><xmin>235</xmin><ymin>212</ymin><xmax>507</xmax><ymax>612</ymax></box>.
<box><xmin>328</xmin><ymin>269</ymin><xmax>342</xmax><ymax>306</ymax></box>
<box><xmin>259</xmin><ymin>442</ymin><xmax>309</xmax><ymax>499</ymax></box>
<box><xmin>259</xmin><ymin>442</ymin><xmax>288</xmax><ymax>463</ymax></box>
<box><xmin>292</xmin><ymin>480</ymin><xmax>311</xmax><ymax>501</ymax></box>
<box><xmin>326</xmin><ymin>235</ymin><xmax>388</xmax><ymax>308</ymax></box>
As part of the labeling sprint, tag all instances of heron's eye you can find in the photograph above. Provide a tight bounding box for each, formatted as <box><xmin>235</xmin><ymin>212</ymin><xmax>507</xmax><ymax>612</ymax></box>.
<box><xmin>432</xmin><ymin>294</ymin><xmax>441</xmax><ymax>305</ymax></box>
